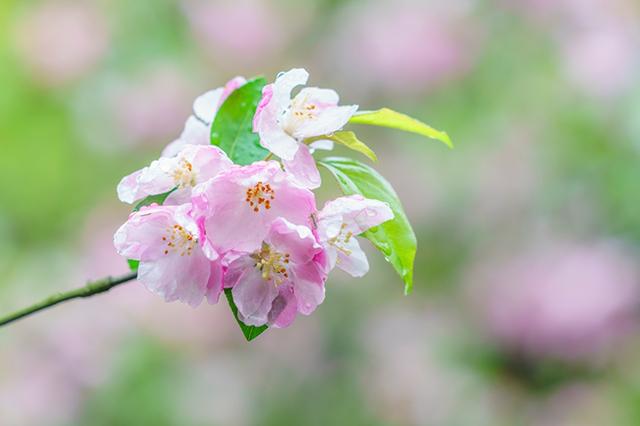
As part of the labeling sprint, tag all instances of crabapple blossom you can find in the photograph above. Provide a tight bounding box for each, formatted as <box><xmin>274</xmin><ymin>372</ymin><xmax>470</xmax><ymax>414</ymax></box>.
<box><xmin>192</xmin><ymin>161</ymin><xmax>317</xmax><ymax>254</ymax></box>
<box><xmin>162</xmin><ymin>76</ymin><xmax>246</xmax><ymax>157</ymax></box>
<box><xmin>316</xmin><ymin>195</ymin><xmax>394</xmax><ymax>277</ymax></box>
<box><xmin>117</xmin><ymin>144</ymin><xmax>233</xmax><ymax>205</ymax></box>
<box><xmin>114</xmin><ymin>203</ymin><xmax>223</xmax><ymax>307</ymax></box>
<box><xmin>225</xmin><ymin>218</ymin><xmax>327</xmax><ymax>327</ymax></box>
<box><xmin>253</xmin><ymin>68</ymin><xmax>358</xmax><ymax>188</ymax></box>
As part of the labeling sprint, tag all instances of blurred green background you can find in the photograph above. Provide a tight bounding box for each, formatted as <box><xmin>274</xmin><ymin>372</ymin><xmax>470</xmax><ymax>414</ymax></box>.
<box><xmin>2</xmin><ymin>0</ymin><xmax>640</xmax><ymax>425</ymax></box>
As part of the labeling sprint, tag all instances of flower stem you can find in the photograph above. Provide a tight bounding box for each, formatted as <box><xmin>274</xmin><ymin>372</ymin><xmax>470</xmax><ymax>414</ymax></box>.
<box><xmin>0</xmin><ymin>272</ymin><xmax>138</xmax><ymax>328</ymax></box>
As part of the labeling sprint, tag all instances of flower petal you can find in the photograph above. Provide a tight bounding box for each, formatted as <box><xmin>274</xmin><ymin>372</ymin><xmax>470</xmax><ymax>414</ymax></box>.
<box><xmin>113</xmin><ymin>204</ymin><xmax>174</xmax><ymax>261</ymax></box>
<box><xmin>230</xmin><ymin>263</ymin><xmax>279</xmax><ymax>327</ymax></box>
<box><xmin>162</xmin><ymin>116</ymin><xmax>210</xmax><ymax>157</ymax></box>
<box><xmin>267</xmin><ymin>218</ymin><xmax>322</xmax><ymax>264</ymax></box>
<box><xmin>318</xmin><ymin>194</ymin><xmax>394</xmax><ymax>237</ymax></box>
<box><xmin>291</xmin><ymin>104</ymin><xmax>358</xmax><ymax>140</ymax></box>
<box><xmin>282</xmin><ymin>143</ymin><xmax>321</xmax><ymax>189</ymax></box>
<box><xmin>336</xmin><ymin>237</ymin><xmax>369</xmax><ymax>277</ymax></box>
<box><xmin>138</xmin><ymin>247</ymin><xmax>211</xmax><ymax>307</ymax></box>
<box><xmin>293</xmin><ymin>274</ymin><xmax>325</xmax><ymax>316</ymax></box>
<box><xmin>268</xmin><ymin>283</ymin><xmax>298</xmax><ymax>328</ymax></box>
<box><xmin>193</xmin><ymin>88</ymin><xmax>223</xmax><ymax>124</ymax></box>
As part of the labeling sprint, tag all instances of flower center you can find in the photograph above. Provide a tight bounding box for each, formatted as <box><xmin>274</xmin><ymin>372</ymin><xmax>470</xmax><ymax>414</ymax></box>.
<box><xmin>328</xmin><ymin>223</ymin><xmax>354</xmax><ymax>256</ymax></box>
<box><xmin>172</xmin><ymin>159</ymin><xmax>197</xmax><ymax>188</ymax></box>
<box><xmin>252</xmin><ymin>242</ymin><xmax>290</xmax><ymax>286</ymax></box>
<box><xmin>245</xmin><ymin>181</ymin><xmax>275</xmax><ymax>212</ymax></box>
<box><xmin>162</xmin><ymin>224</ymin><xmax>197</xmax><ymax>256</ymax></box>
<box><xmin>283</xmin><ymin>94</ymin><xmax>318</xmax><ymax>135</ymax></box>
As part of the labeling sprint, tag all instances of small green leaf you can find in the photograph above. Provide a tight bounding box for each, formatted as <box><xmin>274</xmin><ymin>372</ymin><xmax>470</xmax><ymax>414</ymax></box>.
<box><xmin>224</xmin><ymin>288</ymin><xmax>268</xmax><ymax>341</ymax></box>
<box><xmin>319</xmin><ymin>157</ymin><xmax>417</xmax><ymax>294</ymax></box>
<box><xmin>127</xmin><ymin>259</ymin><xmax>139</xmax><ymax>272</ymax></box>
<box><xmin>210</xmin><ymin>77</ymin><xmax>269</xmax><ymax>165</ymax></box>
<box><xmin>349</xmin><ymin>108</ymin><xmax>452</xmax><ymax>148</ymax></box>
<box><xmin>307</xmin><ymin>131</ymin><xmax>377</xmax><ymax>162</ymax></box>
<box><xmin>132</xmin><ymin>188</ymin><xmax>176</xmax><ymax>212</ymax></box>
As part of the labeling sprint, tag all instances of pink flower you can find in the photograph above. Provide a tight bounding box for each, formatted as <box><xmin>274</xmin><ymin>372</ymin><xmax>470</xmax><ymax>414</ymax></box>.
<box><xmin>114</xmin><ymin>203</ymin><xmax>223</xmax><ymax>307</ymax></box>
<box><xmin>253</xmin><ymin>68</ymin><xmax>358</xmax><ymax>189</ymax></box>
<box><xmin>316</xmin><ymin>195</ymin><xmax>394</xmax><ymax>277</ymax></box>
<box><xmin>225</xmin><ymin>218</ymin><xmax>327</xmax><ymax>327</ymax></box>
<box><xmin>162</xmin><ymin>76</ymin><xmax>246</xmax><ymax>157</ymax></box>
<box><xmin>117</xmin><ymin>144</ymin><xmax>233</xmax><ymax>205</ymax></box>
<box><xmin>193</xmin><ymin>161</ymin><xmax>317</xmax><ymax>254</ymax></box>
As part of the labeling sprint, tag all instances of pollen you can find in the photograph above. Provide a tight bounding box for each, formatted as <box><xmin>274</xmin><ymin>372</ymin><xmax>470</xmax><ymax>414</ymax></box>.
<box><xmin>172</xmin><ymin>159</ymin><xmax>197</xmax><ymax>188</ymax></box>
<box><xmin>245</xmin><ymin>181</ymin><xmax>275</xmax><ymax>213</ymax></box>
<box><xmin>251</xmin><ymin>242</ymin><xmax>290</xmax><ymax>286</ymax></box>
<box><xmin>162</xmin><ymin>223</ymin><xmax>197</xmax><ymax>256</ymax></box>
<box><xmin>328</xmin><ymin>223</ymin><xmax>354</xmax><ymax>256</ymax></box>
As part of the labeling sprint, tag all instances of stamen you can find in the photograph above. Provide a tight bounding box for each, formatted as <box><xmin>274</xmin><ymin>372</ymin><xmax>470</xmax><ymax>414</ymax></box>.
<box><xmin>328</xmin><ymin>223</ymin><xmax>354</xmax><ymax>256</ymax></box>
<box><xmin>251</xmin><ymin>242</ymin><xmax>290</xmax><ymax>287</ymax></box>
<box><xmin>162</xmin><ymin>223</ymin><xmax>197</xmax><ymax>256</ymax></box>
<box><xmin>245</xmin><ymin>181</ymin><xmax>276</xmax><ymax>213</ymax></box>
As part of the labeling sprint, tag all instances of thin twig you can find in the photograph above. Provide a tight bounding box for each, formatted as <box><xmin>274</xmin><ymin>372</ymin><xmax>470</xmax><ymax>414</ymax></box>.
<box><xmin>0</xmin><ymin>272</ymin><xmax>138</xmax><ymax>328</ymax></box>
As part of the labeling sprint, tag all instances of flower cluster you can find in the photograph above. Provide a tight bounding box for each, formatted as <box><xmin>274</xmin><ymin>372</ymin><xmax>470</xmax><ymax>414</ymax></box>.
<box><xmin>114</xmin><ymin>69</ymin><xmax>394</xmax><ymax>330</ymax></box>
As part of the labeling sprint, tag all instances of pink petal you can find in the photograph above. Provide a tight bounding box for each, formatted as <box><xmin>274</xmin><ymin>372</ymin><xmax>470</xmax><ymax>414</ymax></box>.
<box><xmin>267</xmin><ymin>218</ymin><xmax>323</xmax><ymax>264</ymax></box>
<box><xmin>319</xmin><ymin>195</ymin><xmax>394</xmax><ymax>237</ymax></box>
<box><xmin>113</xmin><ymin>204</ymin><xmax>175</xmax><ymax>261</ymax></box>
<box><xmin>194</xmin><ymin>161</ymin><xmax>317</xmax><ymax>253</ymax></box>
<box><xmin>230</xmin><ymin>262</ymin><xmax>279</xmax><ymax>326</ymax></box>
<box><xmin>268</xmin><ymin>283</ymin><xmax>298</xmax><ymax>328</ymax></box>
<box><xmin>138</xmin><ymin>248</ymin><xmax>211</xmax><ymax>307</ymax></box>
<box><xmin>282</xmin><ymin>143</ymin><xmax>321</xmax><ymax>189</ymax></box>
<box><xmin>336</xmin><ymin>237</ymin><xmax>369</xmax><ymax>277</ymax></box>
<box><xmin>293</xmin><ymin>275</ymin><xmax>325</xmax><ymax>316</ymax></box>
<box><xmin>206</xmin><ymin>259</ymin><xmax>224</xmax><ymax>304</ymax></box>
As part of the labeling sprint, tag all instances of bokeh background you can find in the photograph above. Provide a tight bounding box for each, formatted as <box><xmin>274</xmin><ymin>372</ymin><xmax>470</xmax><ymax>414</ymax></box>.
<box><xmin>1</xmin><ymin>0</ymin><xmax>640</xmax><ymax>424</ymax></box>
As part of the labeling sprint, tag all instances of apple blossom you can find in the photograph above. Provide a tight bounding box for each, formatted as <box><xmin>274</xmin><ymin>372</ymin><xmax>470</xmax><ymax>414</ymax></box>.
<box><xmin>192</xmin><ymin>161</ymin><xmax>317</xmax><ymax>254</ymax></box>
<box><xmin>316</xmin><ymin>195</ymin><xmax>394</xmax><ymax>277</ymax></box>
<box><xmin>117</xmin><ymin>144</ymin><xmax>233</xmax><ymax>205</ymax></box>
<box><xmin>225</xmin><ymin>218</ymin><xmax>327</xmax><ymax>327</ymax></box>
<box><xmin>253</xmin><ymin>68</ymin><xmax>358</xmax><ymax>188</ymax></box>
<box><xmin>162</xmin><ymin>76</ymin><xmax>246</xmax><ymax>157</ymax></box>
<box><xmin>0</xmin><ymin>67</ymin><xmax>451</xmax><ymax>341</ymax></box>
<box><xmin>113</xmin><ymin>203</ymin><xmax>223</xmax><ymax>307</ymax></box>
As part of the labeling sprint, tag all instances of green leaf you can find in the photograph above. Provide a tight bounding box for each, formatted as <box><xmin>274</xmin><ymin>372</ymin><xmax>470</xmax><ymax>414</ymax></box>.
<box><xmin>224</xmin><ymin>288</ymin><xmax>268</xmax><ymax>341</ymax></box>
<box><xmin>210</xmin><ymin>77</ymin><xmax>269</xmax><ymax>165</ymax></box>
<box><xmin>318</xmin><ymin>157</ymin><xmax>417</xmax><ymax>294</ymax></box>
<box><xmin>132</xmin><ymin>188</ymin><xmax>176</xmax><ymax>212</ymax></box>
<box><xmin>307</xmin><ymin>131</ymin><xmax>377</xmax><ymax>162</ymax></box>
<box><xmin>127</xmin><ymin>259</ymin><xmax>139</xmax><ymax>272</ymax></box>
<box><xmin>349</xmin><ymin>108</ymin><xmax>453</xmax><ymax>148</ymax></box>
